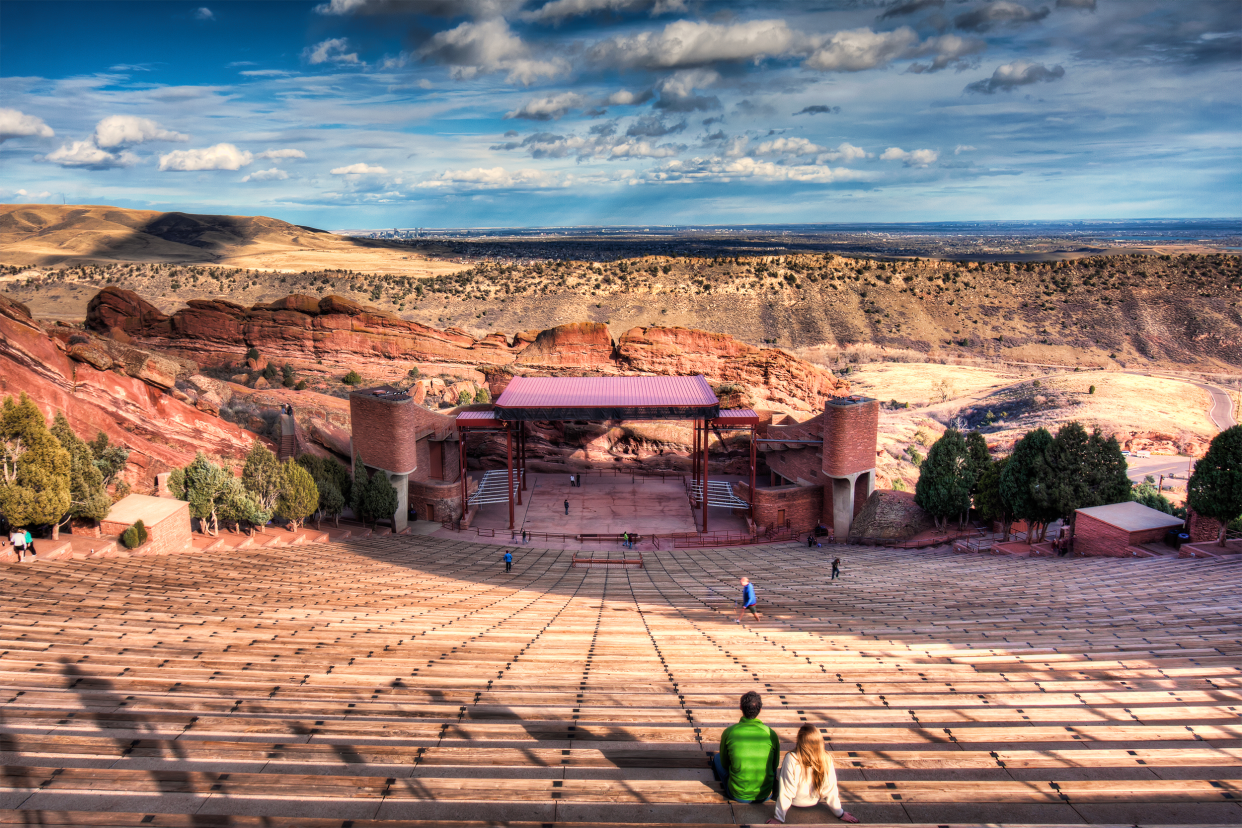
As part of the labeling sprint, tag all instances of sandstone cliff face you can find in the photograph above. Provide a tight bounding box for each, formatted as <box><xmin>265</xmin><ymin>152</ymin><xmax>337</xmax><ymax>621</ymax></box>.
<box><xmin>0</xmin><ymin>293</ymin><xmax>261</xmax><ymax>490</ymax></box>
<box><xmin>87</xmin><ymin>287</ymin><xmax>847</xmax><ymax>411</ymax></box>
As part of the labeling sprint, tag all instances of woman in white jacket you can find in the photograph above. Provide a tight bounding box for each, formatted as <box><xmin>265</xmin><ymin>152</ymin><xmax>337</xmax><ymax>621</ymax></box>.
<box><xmin>766</xmin><ymin>724</ymin><xmax>859</xmax><ymax>824</ymax></box>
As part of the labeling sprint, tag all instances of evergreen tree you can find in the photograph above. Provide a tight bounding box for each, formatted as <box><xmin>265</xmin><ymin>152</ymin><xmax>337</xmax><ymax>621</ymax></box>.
<box><xmin>974</xmin><ymin>456</ymin><xmax>1011</xmax><ymax>538</ymax></box>
<box><xmin>914</xmin><ymin>428</ymin><xmax>972</xmax><ymax>531</ymax></box>
<box><xmin>1000</xmin><ymin>427</ymin><xmax>1059</xmax><ymax>541</ymax></box>
<box><xmin>1047</xmin><ymin>422</ymin><xmax>1132</xmax><ymax>528</ymax></box>
<box><xmin>964</xmin><ymin>431</ymin><xmax>991</xmax><ymax>494</ymax></box>
<box><xmin>1131</xmin><ymin>479</ymin><xmax>1175</xmax><ymax>515</ymax></box>
<box><xmin>351</xmin><ymin>453</ymin><xmax>369</xmax><ymax>518</ymax></box>
<box><xmin>276</xmin><ymin>459</ymin><xmax>318</xmax><ymax>531</ymax></box>
<box><xmin>362</xmin><ymin>469</ymin><xmax>399</xmax><ymax>527</ymax></box>
<box><xmin>1187</xmin><ymin>425</ymin><xmax>1242</xmax><ymax>546</ymax></box>
<box><xmin>88</xmin><ymin>431</ymin><xmax>129</xmax><ymax>489</ymax></box>
<box><xmin>49</xmin><ymin>413</ymin><xmax>111</xmax><ymax>531</ymax></box>
<box><xmin>175</xmin><ymin>452</ymin><xmax>247</xmax><ymax>536</ymax></box>
<box><xmin>0</xmin><ymin>394</ymin><xmax>71</xmax><ymax>532</ymax></box>
<box><xmin>218</xmin><ymin>478</ymin><xmax>269</xmax><ymax>534</ymax></box>
<box><xmin>241</xmin><ymin>441</ymin><xmax>282</xmax><ymax>513</ymax></box>
<box><xmin>316</xmin><ymin>477</ymin><xmax>345</xmax><ymax>528</ymax></box>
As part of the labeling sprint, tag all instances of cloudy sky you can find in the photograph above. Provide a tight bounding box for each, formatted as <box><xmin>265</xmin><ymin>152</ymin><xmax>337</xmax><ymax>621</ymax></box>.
<box><xmin>2</xmin><ymin>0</ymin><xmax>1239</xmax><ymax>228</ymax></box>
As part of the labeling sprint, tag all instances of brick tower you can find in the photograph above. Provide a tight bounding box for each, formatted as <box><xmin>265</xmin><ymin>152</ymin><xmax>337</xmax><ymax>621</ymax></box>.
<box><xmin>349</xmin><ymin>387</ymin><xmax>419</xmax><ymax>532</ymax></box>
<box><xmin>821</xmin><ymin>396</ymin><xmax>879</xmax><ymax>539</ymax></box>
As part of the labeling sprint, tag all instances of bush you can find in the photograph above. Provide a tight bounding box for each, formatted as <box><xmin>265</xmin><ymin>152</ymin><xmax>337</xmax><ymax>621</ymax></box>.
<box><xmin>295</xmin><ymin>380</ymin><xmax>308</xmax><ymax>391</ymax></box>
<box><xmin>134</xmin><ymin>519</ymin><xmax>148</xmax><ymax>545</ymax></box>
<box><xmin>474</xmin><ymin>387</ymin><xmax>491</xmax><ymax>404</ymax></box>
<box><xmin>262</xmin><ymin>363</ymin><xmax>278</xmax><ymax>381</ymax></box>
<box><xmin>281</xmin><ymin>364</ymin><xmax>296</xmax><ymax>388</ymax></box>
<box><xmin>120</xmin><ymin>526</ymin><xmax>139</xmax><ymax>549</ymax></box>
<box><xmin>1088</xmin><ymin>385</ymin><xmax>1095</xmax><ymax>394</ymax></box>
<box><xmin>457</xmin><ymin>390</ymin><xmax>472</xmax><ymax>405</ymax></box>
<box><xmin>342</xmin><ymin>370</ymin><xmax>363</xmax><ymax>386</ymax></box>
<box><xmin>245</xmin><ymin>347</ymin><xmax>260</xmax><ymax>362</ymax></box>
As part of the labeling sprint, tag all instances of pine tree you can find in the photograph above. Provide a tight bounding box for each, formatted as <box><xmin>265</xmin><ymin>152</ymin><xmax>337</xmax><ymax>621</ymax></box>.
<box><xmin>276</xmin><ymin>459</ymin><xmax>318</xmax><ymax>531</ymax></box>
<box><xmin>49</xmin><ymin>413</ymin><xmax>111</xmax><ymax>532</ymax></box>
<box><xmin>974</xmin><ymin>456</ymin><xmax>1011</xmax><ymax>538</ymax></box>
<box><xmin>1187</xmin><ymin>425</ymin><xmax>1242</xmax><ymax>546</ymax></box>
<box><xmin>1000</xmin><ymin>427</ymin><xmax>1059</xmax><ymax>542</ymax></box>
<box><xmin>964</xmin><ymin>431</ymin><xmax>991</xmax><ymax>494</ymax></box>
<box><xmin>362</xmin><ymin>469</ymin><xmax>399</xmax><ymax>528</ymax></box>
<box><xmin>241</xmin><ymin>441</ymin><xmax>282</xmax><ymax>513</ymax></box>
<box><xmin>176</xmin><ymin>453</ymin><xmax>237</xmax><ymax>536</ymax></box>
<box><xmin>316</xmin><ymin>477</ymin><xmax>345</xmax><ymax>528</ymax></box>
<box><xmin>351</xmin><ymin>453</ymin><xmax>369</xmax><ymax>519</ymax></box>
<box><xmin>88</xmin><ymin>431</ymin><xmax>129</xmax><ymax>490</ymax></box>
<box><xmin>1047</xmin><ymin>422</ymin><xmax>1133</xmax><ymax>529</ymax></box>
<box><xmin>0</xmin><ymin>394</ymin><xmax>71</xmax><ymax>533</ymax></box>
<box><xmin>914</xmin><ymin>428</ymin><xmax>972</xmax><ymax>531</ymax></box>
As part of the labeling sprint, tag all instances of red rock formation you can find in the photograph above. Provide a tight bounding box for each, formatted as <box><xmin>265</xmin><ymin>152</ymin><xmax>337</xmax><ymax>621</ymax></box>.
<box><xmin>0</xmin><ymin>293</ymin><xmax>261</xmax><ymax>490</ymax></box>
<box><xmin>516</xmin><ymin>322</ymin><xmax>615</xmax><ymax>368</ymax></box>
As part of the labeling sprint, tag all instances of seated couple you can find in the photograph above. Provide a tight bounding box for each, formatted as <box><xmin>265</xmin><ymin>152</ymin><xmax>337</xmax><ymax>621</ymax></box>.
<box><xmin>711</xmin><ymin>691</ymin><xmax>859</xmax><ymax>824</ymax></box>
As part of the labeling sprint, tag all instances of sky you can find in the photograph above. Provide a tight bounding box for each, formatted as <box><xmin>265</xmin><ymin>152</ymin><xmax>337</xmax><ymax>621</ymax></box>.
<box><xmin>1</xmin><ymin>0</ymin><xmax>1239</xmax><ymax>229</ymax></box>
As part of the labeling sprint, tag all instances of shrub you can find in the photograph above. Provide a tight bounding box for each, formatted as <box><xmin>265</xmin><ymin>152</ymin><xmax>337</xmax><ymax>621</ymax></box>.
<box><xmin>457</xmin><ymin>390</ymin><xmax>472</xmax><ymax>405</ymax></box>
<box><xmin>275</xmin><ymin>459</ymin><xmax>318</xmax><ymax>531</ymax></box>
<box><xmin>245</xmin><ymin>347</ymin><xmax>260</xmax><ymax>362</ymax></box>
<box><xmin>342</xmin><ymin>370</ymin><xmax>363</xmax><ymax>385</ymax></box>
<box><xmin>134</xmin><ymin>519</ymin><xmax>148</xmax><ymax>545</ymax></box>
<box><xmin>262</xmin><ymin>363</ymin><xmax>278</xmax><ymax>381</ymax></box>
<box><xmin>362</xmin><ymin>468</ymin><xmax>399</xmax><ymax>526</ymax></box>
<box><xmin>120</xmin><ymin>526</ymin><xmax>140</xmax><ymax>549</ymax></box>
<box><xmin>281</xmin><ymin>364</ymin><xmax>295</xmax><ymax>388</ymax></box>
<box><xmin>474</xmin><ymin>387</ymin><xmax>491</xmax><ymax>404</ymax></box>
<box><xmin>1088</xmin><ymin>385</ymin><xmax>1095</xmax><ymax>394</ymax></box>
<box><xmin>295</xmin><ymin>380</ymin><xmax>308</xmax><ymax>391</ymax></box>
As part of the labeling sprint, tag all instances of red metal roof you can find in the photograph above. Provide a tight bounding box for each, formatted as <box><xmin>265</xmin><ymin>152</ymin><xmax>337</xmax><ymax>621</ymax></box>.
<box><xmin>495</xmin><ymin>375</ymin><xmax>718</xmax><ymax>409</ymax></box>
<box><xmin>456</xmin><ymin>409</ymin><xmax>504</xmax><ymax>428</ymax></box>
<box><xmin>713</xmin><ymin>409</ymin><xmax>760</xmax><ymax>426</ymax></box>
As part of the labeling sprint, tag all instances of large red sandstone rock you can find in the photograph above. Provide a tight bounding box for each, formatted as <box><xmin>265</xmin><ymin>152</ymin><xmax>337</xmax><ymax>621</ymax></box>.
<box><xmin>517</xmin><ymin>322</ymin><xmax>615</xmax><ymax>368</ymax></box>
<box><xmin>0</xmin><ymin>300</ymin><xmax>260</xmax><ymax>490</ymax></box>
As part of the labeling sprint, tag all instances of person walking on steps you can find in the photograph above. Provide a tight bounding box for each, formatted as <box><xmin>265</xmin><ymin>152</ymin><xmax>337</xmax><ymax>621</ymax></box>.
<box><xmin>24</xmin><ymin>529</ymin><xmax>34</xmax><ymax>560</ymax></box>
<box><xmin>766</xmin><ymin>723</ymin><xmax>858</xmax><ymax>824</ymax></box>
<box><xmin>503</xmin><ymin>550</ymin><xmax>513</xmax><ymax>572</ymax></box>
<box><xmin>710</xmin><ymin>691</ymin><xmax>779</xmax><ymax>805</ymax></box>
<box><xmin>831</xmin><ymin>558</ymin><xmax>841</xmax><ymax>580</ymax></box>
<box><xmin>11</xmin><ymin>528</ymin><xmax>25</xmax><ymax>563</ymax></box>
<box><xmin>807</xmin><ymin>535</ymin><xmax>814</xmax><ymax>548</ymax></box>
<box><xmin>737</xmin><ymin>577</ymin><xmax>760</xmax><ymax>623</ymax></box>
<box><xmin>522</xmin><ymin>529</ymin><xmax>527</xmax><ymax>545</ymax></box>
<box><xmin>564</xmin><ymin>498</ymin><xmax>570</xmax><ymax>516</ymax></box>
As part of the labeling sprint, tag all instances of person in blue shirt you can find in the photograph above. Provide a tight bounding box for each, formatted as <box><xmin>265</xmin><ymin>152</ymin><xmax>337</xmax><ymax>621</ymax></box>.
<box><xmin>736</xmin><ymin>577</ymin><xmax>761</xmax><ymax>624</ymax></box>
<box><xmin>503</xmin><ymin>550</ymin><xmax>513</xmax><ymax>572</ymax></box>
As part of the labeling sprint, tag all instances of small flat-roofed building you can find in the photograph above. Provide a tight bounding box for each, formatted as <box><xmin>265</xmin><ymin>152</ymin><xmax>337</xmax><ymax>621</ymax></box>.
<box><xmin>99</xmin><ymin>494</ymin><xmax>191</xmax><ymax>556</ymax></box>
<box><xmin>1074</xmin><ymin>501</ymin><xmax>1185</xmax><ymax>557</ymax></box>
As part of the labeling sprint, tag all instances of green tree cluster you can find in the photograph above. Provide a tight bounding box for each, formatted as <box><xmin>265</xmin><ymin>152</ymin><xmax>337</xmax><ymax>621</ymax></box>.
<box><xmin>1187</xmin><ymin>425</ymin><xmax>1242</xmax><ymax>546</ymax></box>
<box><xmin>0</xmin><ymin>394</ymin><xmax>72</xmax><ymax>535</ymax></box>
<box><xmin>169</xmin><ymin>453</ymin><xmax>270</xmax><ymax>536</ymax></box>
<box><xmin>276</xmin><ymin>459</ymin><xmax>318</xmax><ymax>530</ymax></box>
<box><xmin>350</xmin><ymin>453</ymin><xmax>398</xmax><ymax>527</ymax></box>
<box><xmin>50</xmin><ymin>413</ymin><xmax>111</xmax><ymax>532</ymax></box>
<box><xmin>297</xmin><ymin>454</ymin><xmax>350</xmax><ymax>527</ymax></box>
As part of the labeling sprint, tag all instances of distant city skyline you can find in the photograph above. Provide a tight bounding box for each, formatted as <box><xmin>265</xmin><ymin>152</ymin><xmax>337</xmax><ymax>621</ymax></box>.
<box><xmin>2</xmin><ymin>0</ymin><xmax>1239</xmax><ymax>228</ymax></box>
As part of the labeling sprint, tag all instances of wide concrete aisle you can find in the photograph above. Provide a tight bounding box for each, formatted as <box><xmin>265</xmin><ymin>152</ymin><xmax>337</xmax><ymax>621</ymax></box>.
<box><xmin>0</xmin><ymin>537</ymin><xmax>1239</xmax><ymax>827</ymax></box>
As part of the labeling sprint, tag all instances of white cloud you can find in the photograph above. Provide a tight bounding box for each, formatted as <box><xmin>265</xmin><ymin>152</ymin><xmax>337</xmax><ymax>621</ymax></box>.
<box><xmin>491</xmin><ymin>129</ymin><xmax>686</xmax><ymax>161</ymax></box>
<box><xmin>523</xmin><ymin>0</ymin><xmax>685</xmax><ymax>23</ymax></box>
<box><xmin>194</xmin><ymin>7</ymin><xmax>214</xmax><ymax>20</ymax></box>
<box><xmin>92</xmin><ymin>115</ymin><xmax>187</xmax><ymax>148</ymax></box>
<box><xmin>0</xmin><ymin>108</ymin><xmax>54</xmax><ymax>143</ymax></box>
<box><xmin>606</xmin><ymin>89</ymin><xmax>651</xmax><ymax>106</ymax></box>
<box><xmin>588</xmin><ymin>19</ymin><xmax>795</xmax><ymax>69</ymax></box>
<box><xmin>240</xmin><ymin>69</ymin><xmax>293</xmax><ymax>77</ymax></box>
<box><xmin>331</xmin><ymin>163</ymin><xmax>388</xmax><ymax>174</ymax></box>
<box><xmin>158</xmin><ymin>143</ymin><xmax>254</xmax><ymax>171</ymax></box>
<box><xmin>755</xmin><ymin>137</ymin><xmax>824</xmax><ymax>156</ymax></box>
<box><xmin>645</xmin><ymin>155</ymin><xmax>873</xmax><ymax>184</ymax></box>
<box><xmin>419</xmin><ymin>18</ymin><xmax>567</xmax><ymax>85</ymax></box>
<box><xmin>417</xmin><ymin>166</ymin><xmax>562</xmax><ymax>190</ymax></box>
<box><xmin>880</xmin><ymin>146</ymin><xmax>939</xmax><ymax>166</ymax></box>
<box><xmin>304</xmin><ymin>38</ymin><xmax>362</xmax><ymax>66</ymax></box>
<box><xmin>256</xmin><ymin>148</ymin><xmax>307</xmax><ymax>161</ymax></box>
<box><xmin>804</xmin><ymin>26</ymin><xmax>920</xmax><ymax>71</ymax></box>
<box><xmin>242</xmin><ymin>168</ymin><xmax>289</xmax><ymax>182</ymax></box>
<box><xmin>816</xmin><ymin>142</ymin><xmax>869</xmax><ymax>163</ymax></box>
<box><xmin>505</xmin><ymin>92</ymin><xmax>589</xmax><ymax>121</ymax></box>
<box><xmin>315</xmin><ymin>0</ymin><xmax>524</xmax><ymax>15</ymax></box>
<box><xmin>965</xmin><ymin>61</ymin><xmax>1065</xmax><ymax>94</ymax></box>
<box><xmin>45</xmin><ymin>140</ymin><xmax>137</xmax><ymax>169</ymax></box>
<box><xmin>955</xmin><ymin>144</ymin><xmax>977</xmax><ymax>154</ymax></box>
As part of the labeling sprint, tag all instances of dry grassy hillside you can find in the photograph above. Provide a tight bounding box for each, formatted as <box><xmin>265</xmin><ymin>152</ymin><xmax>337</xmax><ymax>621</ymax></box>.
<box><xmin>0</xmin><ymin>204</ymin><xmax>465</xmax><ymax>276</ymax></box>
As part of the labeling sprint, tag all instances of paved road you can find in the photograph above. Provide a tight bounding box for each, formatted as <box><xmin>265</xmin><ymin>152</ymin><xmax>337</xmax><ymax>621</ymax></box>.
<box><xmin>1125</xmin><ymin>454</ymin><xmax>1195</xmax><ymax>485</ymax></box>
<box><xmin>1197</xmin><ymin>382</ymin><xmax>1237</xmax><ymax>430</ymax></box>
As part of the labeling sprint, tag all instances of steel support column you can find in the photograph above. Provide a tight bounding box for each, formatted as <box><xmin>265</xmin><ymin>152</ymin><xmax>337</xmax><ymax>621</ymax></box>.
<box><xmin>702</xmin><ymin>418</ymin><xmax>710</xmax><ymax>533</ymax></box>
<box><xmin>506</xmin><ymin>425</ymin><xmax>515</xmax><ymax>530</ymax></box>
<box><xmin>459</xmin><ymin>434</ymin><xmax>467</xmax><ymax>522</ymax></box>
<box><xmin>749</xmin><ymin>424</ymin><xmax>757</xmax><ymax>518</ymax></box>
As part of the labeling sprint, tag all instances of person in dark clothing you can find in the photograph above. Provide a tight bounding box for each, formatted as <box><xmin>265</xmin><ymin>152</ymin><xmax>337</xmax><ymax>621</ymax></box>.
<box><xmin>807</xmin><ymin>535</ymin><xmax>814</xmax><ymax>548</ymax></box>
<box><xmin>711</xmin><ymin>691</ymin><xmax>779</xmax><ymax>803</ymax></box>
<box><xmin>564</xmin><ymin>499</ymin><xmax>570</xmax><ymax>515</ymax></box>
<box><xmin>503</xmin><ymin>550</ymin><xmax>512</xmax><ymax>572</ymax></box>
<box><xmin>736</xmin><ymin>577</ymin><xmax>760</xmax><ymax>623</ymax></box>
<box><xmin>831</xmin><ymin>558</ymin><xmax>841</xmax><ymax>579</ymax></box>
<box><xmin>521</xmin><ymin>529</ymin><xmax>527</xmax><ymax>544</ymax></box>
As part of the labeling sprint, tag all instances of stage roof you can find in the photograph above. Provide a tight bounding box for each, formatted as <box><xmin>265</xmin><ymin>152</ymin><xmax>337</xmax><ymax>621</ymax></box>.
<box><xmin>492</xmin><ymin>375</ymin><xmax>719</xmax><ymax>421</ymax></box>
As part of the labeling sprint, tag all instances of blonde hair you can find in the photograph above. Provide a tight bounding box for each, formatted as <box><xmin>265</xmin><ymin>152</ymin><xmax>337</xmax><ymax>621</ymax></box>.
<box><xmin>793</xmin><ymin>723</ymin><xmax>831</xmax><ymax>791</ymax></box>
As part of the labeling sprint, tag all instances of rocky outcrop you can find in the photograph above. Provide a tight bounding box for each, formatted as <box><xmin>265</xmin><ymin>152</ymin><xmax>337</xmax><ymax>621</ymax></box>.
<box><xmin>0</xmin><ymin>293</ymin><xmax>262</xmax><ymax>491</ymax></box>
<box><xmin>88</xmin><ymin>288</ymin><xmax>847</xmax><ymax>411</ymax></box>
<box><xmin>848</xmin><ymin>490</ymin><xmax>936</xmax><ymax>541</ymax></box>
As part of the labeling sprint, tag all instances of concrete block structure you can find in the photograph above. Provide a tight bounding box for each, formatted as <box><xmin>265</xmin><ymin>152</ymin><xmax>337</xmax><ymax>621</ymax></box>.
<box><xmin>821</xmin><ymin>396</ymin><xmax>879</xmax><ymax>539</ymax></box>
<box><xmin>99</xmin><ymin>494</ymin><xmax>191</xmax><ymax>555</ymax></box>
<box><xmin>350</xmin><ymin>387</ymin><xmax>462</xmax><ymax>530</ymax></box>
<box><xmin>1073</xmin><ymin>501</ymin><xmax>1185</xmax><ymax>557</ymax></box>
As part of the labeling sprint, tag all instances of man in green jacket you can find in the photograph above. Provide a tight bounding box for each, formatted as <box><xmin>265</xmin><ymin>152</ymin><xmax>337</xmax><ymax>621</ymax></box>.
<box><xmin>711</xmin><ymin>691</ymin><xmax>779</xmax><ymax>802</ymax></box>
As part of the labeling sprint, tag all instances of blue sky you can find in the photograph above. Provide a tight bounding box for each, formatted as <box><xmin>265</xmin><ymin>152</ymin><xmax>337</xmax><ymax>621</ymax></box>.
<box><xmin>2</xmin><ymin>0</ymin><xmax>1239</xmax><ymax>229</ymax></box>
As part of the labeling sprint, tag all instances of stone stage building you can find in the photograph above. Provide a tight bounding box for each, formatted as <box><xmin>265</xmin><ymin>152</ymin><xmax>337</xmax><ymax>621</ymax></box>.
<box><xmin>350</xmin><ymin>376</ymin><xmax>880</xmax><ymax>539</ymax></box>
<box><xmin>349</xmin><ymin>387</ymin><xmax>463</xmax><ymax>531</ymax></box>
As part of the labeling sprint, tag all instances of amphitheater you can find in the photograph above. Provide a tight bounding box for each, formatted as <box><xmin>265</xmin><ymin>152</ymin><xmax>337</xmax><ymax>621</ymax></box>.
<box><xmin>1</xmin><ymin>534</ymin><xmax>1239</xmax><ymax>827</ymax></box>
